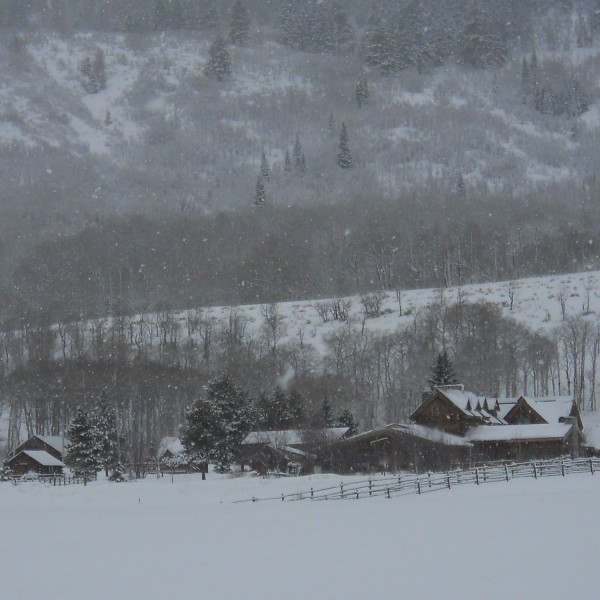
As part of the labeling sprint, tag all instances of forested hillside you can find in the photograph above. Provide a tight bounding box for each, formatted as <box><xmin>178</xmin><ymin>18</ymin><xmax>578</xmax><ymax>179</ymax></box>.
<box><xmin>0</xmin><ymin>0</ymin><xmax>600</xmax><ymax>325</ymax></box>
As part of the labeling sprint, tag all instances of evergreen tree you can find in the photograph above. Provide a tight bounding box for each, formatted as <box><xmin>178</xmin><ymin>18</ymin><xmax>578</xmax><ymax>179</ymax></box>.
<box><xmin>287</xmin><ymin>389</ymin><xmax>306</xmax><ymax>428</ymax></box>
<box><xmin>364</xmin><ymin>21</ymin><xmax>397</xmax><ymax>73</ymax></box>
<box><xmin>256</xmin><ymin>388</ymin><xmax>295</xmax><ymax>430</ymax></box>
<box><xmin>321</xmin><ymin>397</ymin><xmax>334</xmax><ymax>427</ymax></box>
<box><xmin>260</xmin><ymin>151</ymin><xmax>270</xmax><ymax>182</ymax></box>
<box><xmin>429</xmin><ymin>350</ymin><xmax>458</xmax><ymax>389</ymax></box>
<box><xmin>182</xmin><ymin>375</ymin><xmax>252</xmax><ymax>472</ymax></box>
<box><xmin>65</xmin><ymin>407</ymin><xmax>101</xmax><ymax>478</ymax></box>
<box><xmin>355</xmin><ymin>78</ymin><xmax>369</xmax><ymax>108</ymax></box>
<box><xmin>93</xmin><ymin>48</ymin><xmax>107</xmax><ymax>92</ymax></box>
<box><xmin>337</xmin><ymin>122</ymin><xmax>353</xmax><ymax>169</ymax></box>
<box><xmin>229</xmin><ymin>0</ymin><xmax>250</xmax><ymax>46</ymax></box>
<box><xmin>92</xmin><ymin>392</ymin><xmax>122</xmax><ymax>478</ymax></box>
<box><xmin>283</xmin><ymin>149</ymin><xmax>292</xmax><ymax>172</ymax></box>
<box><xmin>521</xmin><ymin>57</ymin><xmax>530</xmax><ymax>103</ymax></box>
<box><xmin>204</xmin><ymin>37</ymin><xmax>231</xmax><ymax>81</ymax></box>
<box><xmin>293</xmin><ymin>133</ymin><xmax>303</xmax><ymax>169</ymax></box>
<box><xmin>332</xmin><ymin>2</ymin><xmax>354</xmax><ymax>53</ymax></box>
<box><xmin>299</xmin><ymin>152</ymin><xmax>306</xmax><ymax>175</ymax></box>
<box><xmin>459</xmin><ymin>4</ymin><xmax>507</xmax><ymax>68</ymax></box>
<box><xmin>335</xmin><ymin>408</ymin><xmax>358</xmax><ymax>435</ymax></box>
<box><xmin>254</xmin><ymin>174</ymin><xmax>266</xmax><ymax>207</ymax></box>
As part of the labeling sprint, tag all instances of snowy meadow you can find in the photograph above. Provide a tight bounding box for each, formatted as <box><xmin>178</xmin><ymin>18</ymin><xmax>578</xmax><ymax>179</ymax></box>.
<box><xmin>2</xmin><ymin>471</ymin><xmax>598</xmax><ymax>600</ymax></box>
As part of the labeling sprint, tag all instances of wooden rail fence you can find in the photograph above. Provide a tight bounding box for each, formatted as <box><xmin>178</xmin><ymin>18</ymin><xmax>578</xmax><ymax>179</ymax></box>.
<box><xmin>235</xmin><ymin>457</ymin><xmax>600</xmax><ymax>504</ymax></box>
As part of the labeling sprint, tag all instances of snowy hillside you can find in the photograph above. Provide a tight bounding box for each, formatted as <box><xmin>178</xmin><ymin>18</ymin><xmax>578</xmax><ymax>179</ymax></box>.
<box><xmin>2</xmin><ymin>25</ymin><xmax>600</xmax><ymax>216</ymax></box>
<box><xmin>151</xmin><ymin>269</ymin><xmax>600</xmax><ymax>360</ymax></box>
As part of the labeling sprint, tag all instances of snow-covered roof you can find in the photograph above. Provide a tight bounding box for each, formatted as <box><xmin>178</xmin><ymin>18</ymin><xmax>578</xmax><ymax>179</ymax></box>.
<box><xmin>388</xmin><ymin>423</ymin><xmax>472</xmax><ymax>447</ymax></box>
<box><xmin>520</xmin><ymin>396</ymin><xmax>575</xmax><ymax>424</ymax></box>
<box><xmin>158</xmin><ymin>437</ymin><xmax>184</xmax><ymax>457</ymax></box>
<box><xmin>243</xmin><ymin>428</ymin><xmax>350</xmax><ymax>447</ymax></box>
<box><xmin>36</xmin><ymin>435</ymin><xmax>67</xmax><ymax>455</ymax></box>
<box><xmin>21</xmin><ymin>450</ymin><xmax>66</xmax><ymax>467</ymax></box>
<box><xmin>435</xmin><ymin>387</ymin><xmax>506</xmax><ymax>424</ymax></box>
<box><xmin>466</xmin><ymin>424</ymin><xmax>573</xmax><ymax>443</ymax></box>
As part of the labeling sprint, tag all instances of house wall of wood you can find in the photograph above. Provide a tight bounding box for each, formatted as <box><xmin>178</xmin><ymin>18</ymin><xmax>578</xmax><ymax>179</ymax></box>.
<box><xmin>328</xmin><ymin>433</ymin><xmax>472</xmax><ymax>475</ymax></box>
<box><xmin>471</xmin><ymin>439</ymin><xmax>570</xmax><ymax>464</ymax></box>
<box><xmin>7</xmin><ymin>455</ymin><xmax>63</xmax><ymax>476</ymax></box>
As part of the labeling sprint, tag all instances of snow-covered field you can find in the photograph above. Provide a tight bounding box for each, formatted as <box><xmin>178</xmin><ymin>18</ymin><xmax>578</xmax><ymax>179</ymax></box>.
<box><xmin>2</xmin><ymin>471</ymin><xmax>598</xmax><ymax>599</ymax></box>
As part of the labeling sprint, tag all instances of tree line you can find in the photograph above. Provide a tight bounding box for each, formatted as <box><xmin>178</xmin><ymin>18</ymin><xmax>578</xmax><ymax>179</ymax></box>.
<box><xmin>2</xmin><ymin>291</ymin><xmax>599</xmax><ymax>466</ymax></box>
<box><xmin>4</xmin><ymin>188</ymin><xmax>599</xmax><ymax>327</ymax></box>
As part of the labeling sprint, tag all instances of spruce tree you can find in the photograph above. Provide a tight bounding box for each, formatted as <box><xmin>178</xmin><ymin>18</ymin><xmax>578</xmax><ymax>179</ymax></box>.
<box><xmin>337</xmin><ymin>122</ymin><xmax>353</xmax><ymax>169</ymax></box>
<box><xmin>92</xmin><ymin>392</ymin><xmax>122</xmax><ymax>478</ymax></box>
<box><xmin>254</xmin><ymin>174</ymin><xmax>266</xmax><ymax>207</ymax></box>
<box><xmin>204</xmin><ymin>36</ymin><xmax>231</xmax><ymax>81</ymax></box>
<box><xmin>66</xmin><ymin>407</ymin><xmax>101</xmax><ymax>478</ymax></box>
<box><xmin>355</xmin><ymin>78</ymin><xmax>369</xmax><ymax>108</ymax></box>
<box><xmin>283</xmin><ymin>149</ymin><xmax>292</xmax><ymax>172</ymax></box>
<box><xmin>293</xmin><ymin>133</ymin><xmax>303</xmax><ymax>169</ymax></box>
<box><xmin>182</xmin><ymin>375</ymin><xmax>252</xmax><ymax>472</ymax></box>
<box><xmin>229</xmin><ymin>0</ymin><xmax>250</xmax><ymax>46</ymax></box>
<box><xmin>429</xmin><ymin>350</ymin><xmax>458</xmax><ymax>389</ymax></box>
<box><xmin>93</xmin><ymin>48</ymin><xmax>107</xmax><ymax>92</ymax></box>
<box><xmin>260</xmin><ymin>151</ymin><xmax>271</xmax><ymax>182</ymax></box>
<box><xmin>336</xmin><ymin>408</ymin><xmax>358</xmax><ymax>435</ymax></box>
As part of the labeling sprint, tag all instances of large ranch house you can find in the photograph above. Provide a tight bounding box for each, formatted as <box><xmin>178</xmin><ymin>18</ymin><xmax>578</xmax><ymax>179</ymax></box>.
<box><xmin>330</xmin><ymin>385</ymin><xmax>585</xmax><ymax>474</ymax></box>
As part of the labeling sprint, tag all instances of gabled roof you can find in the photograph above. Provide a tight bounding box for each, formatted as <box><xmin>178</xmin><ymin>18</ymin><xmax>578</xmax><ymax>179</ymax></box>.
<box><xmin>36</xmin><ymin>436</ymin><xmax>67</xmax><ymax>455</ymax></box>
<box><xmin>504</xmin><ymin>396</ymin><xmax>582</xmax><ymax>429</ymax></box>
<box><xmin>521</xmin><ymin>396</ymin><xmax>579</xmax><ymax>425</ymax></box>
<box><xmin>242</xmin><ymin>428</ymin><xmax>350</xmax><ymax>447</ymax></box>
<box><xmin>16</xmin><ymin>450</ymin><xmax>66</xmax><ymax>467</ymax></box>
<box><xmin>466</xmin><ymin>423</ymin><xmax>573</xmax><ymax>443</ymax></box>
<box><xmin>410</xmin><ymin>386</ymin><xmax>506</xmax><ymax>425</ymax></box>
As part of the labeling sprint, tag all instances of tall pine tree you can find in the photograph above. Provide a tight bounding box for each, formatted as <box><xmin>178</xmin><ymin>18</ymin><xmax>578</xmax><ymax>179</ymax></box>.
<box><xmin>428</xmin><ymin>350</ymin><xmax>458</xmax><ymax>389</ymax></box>
<box><xmin>337</xmin><ymin>122</ymin><xmax>353</xmax><ymax>169</ymax></box>
<box><xmin>65</xmin><ymin>407</ymin><xmax>101</xmax><ymax>478</ymax></box>
<box><xmin>204</xmin><ymin>36</ymin><xmax>231</xmax><ymax>81</ymax></box>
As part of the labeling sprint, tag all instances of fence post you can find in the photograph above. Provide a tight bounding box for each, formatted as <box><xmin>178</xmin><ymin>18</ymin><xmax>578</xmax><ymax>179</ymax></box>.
<box><xmin>356</xmin><ymin>490</ymin><xmax>359</xmax><ymax>500</ymax></box>
<box><xmin>505</xmin><ymin>464</ymin><xmax>509</xmax><ymax>482</ymax></box>
<box><xmin>532</xmin><ymin>462</ymin><xmax>537</xmax><ymax>479</ymax></box>
<box><xmin>387</xmin><ymin>486</ymin><xmax>391</xmax><ymax>499</ymax></box>
<box><xmin>428</xmin><ymin>472</ymin><xmax>431</xmax><ymax>488</ymax></box>
<box><xmin>447</xmin><ymin>473</ymin><xmax>451</xmax><ymax>489</ymax></box>
<box><xmin>281</xmin><ymin>493</ymin><xmax>285</xmax><ymax>502</ymax></box>
<box><xmin>591</xmin><ymin>459</ymin><xmax>595</xmax><ymax>475</ymax></box>
<box><xmin>417</xmin><ymin>481</ymin><xmax>421</xmax><ymax>495</ymax></box>
<box><xmin>311</xmin><ymin>487</ymin><xmax>314</xmax><ymax>498</ymax></box>
<box><xmin>340</xmin><ymin>482</ymin><xmax>344</xmax><ymax>499</ymax></box>
<box><xmin>561</xmin><ymin>460</ymin><xmax>565</xmax><ymax>477</ymax></box>
<box><xmin>369</xmin><ymin>479</ymin><xmax>372</xmax><ymax>496</ymax></box>
<box><xmin>475</xmin><ymin>468</ymin><xmax>479</xmax><ymax>485</ymax></box>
